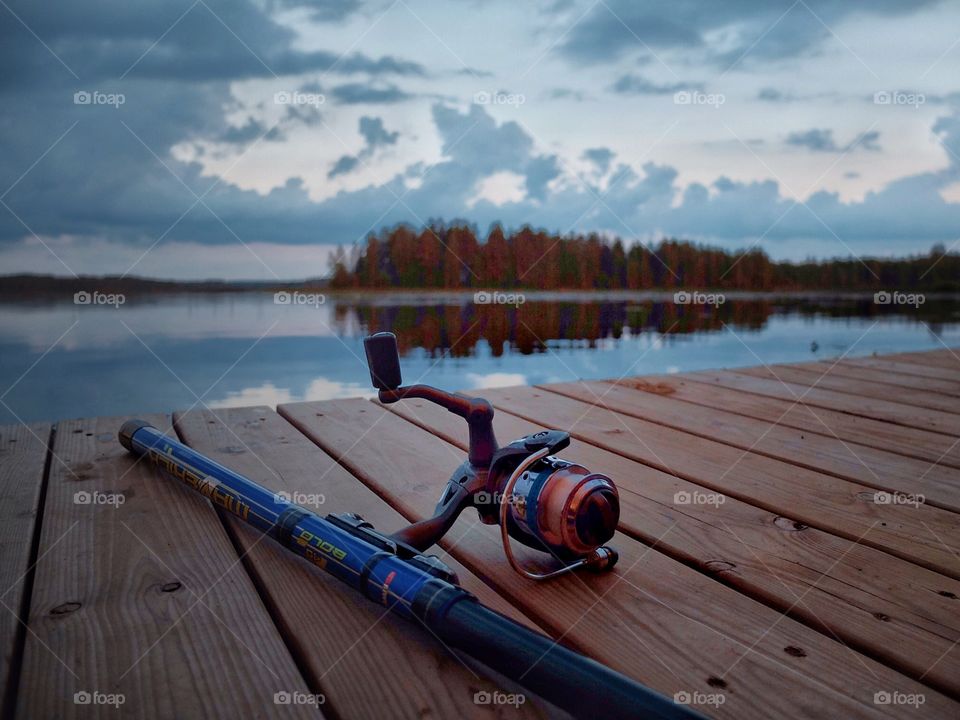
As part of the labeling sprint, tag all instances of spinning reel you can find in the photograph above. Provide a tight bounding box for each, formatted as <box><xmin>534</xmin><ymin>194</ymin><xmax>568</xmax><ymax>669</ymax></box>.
<box><xmin>365</xmin><ymin>332</ymin><xmax>620</xmax><ymax>580</ymax></box>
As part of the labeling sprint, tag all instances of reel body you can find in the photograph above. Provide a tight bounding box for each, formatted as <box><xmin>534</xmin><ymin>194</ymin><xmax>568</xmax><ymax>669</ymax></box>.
<box><xmin>364</xmin><ymin>332</ymin><xmax>620</xmax><ymax>580</ymax></box>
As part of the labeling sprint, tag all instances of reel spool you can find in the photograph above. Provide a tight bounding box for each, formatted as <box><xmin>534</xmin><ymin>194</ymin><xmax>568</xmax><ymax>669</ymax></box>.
<box><xmin>364</xmin><ymin>332</ymin><xmax>620</xmax><ymax>580</ymax></box>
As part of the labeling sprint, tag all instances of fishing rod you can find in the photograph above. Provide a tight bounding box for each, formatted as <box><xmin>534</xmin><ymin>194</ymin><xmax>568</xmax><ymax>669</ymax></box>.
<box><xmin>120</xmin><ymin>332</ymin><xmax>702</xmax><ymax>719</ymax></box>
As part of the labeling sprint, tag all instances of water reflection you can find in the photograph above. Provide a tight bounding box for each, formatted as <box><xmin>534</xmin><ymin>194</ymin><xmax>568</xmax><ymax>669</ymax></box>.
<box><xmin>0</xmin><ymin>293</ymin><xmax>957</xmax><ymax>423</ymax></box>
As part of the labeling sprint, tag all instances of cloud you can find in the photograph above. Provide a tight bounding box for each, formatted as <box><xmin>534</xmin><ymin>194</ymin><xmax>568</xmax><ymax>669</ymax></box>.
<box><xmin>757</xmin><ymin>87</ymin><xmax>791</xmax><ymax>102</ymax></box>
<box><xmin>271</xmin><ymin>0</ymin><xmax>363</xmax><ymax>23</ymax></box>
<box><xmin>358</xmin><ymin>116</ymin><xmax>399</xmax><ymax>148</ymax></box>
<box><xmin>0</xmin><ymin>0</ymin><xmax>424</xmax><ymax>87</ymax></box>
<box><xmin>559</xmin><ymin>1</ymin><xmax>938</xmax><ymax>67</ymax></box>
<box><xmin>582</xmin><ymin>147</ymin><xmax>615</xmax><ymax>174</ymax></box>
<box><xmin>328</xmin><ymin>116</ymin><xmax>399</xmax><ymax>178</ymax></box>
<box><xmin>330</xmin><ymin>83</ymin><xmax>414</xmax><ymax>104</ymax></box>
<box><xmin>610</xmin><ymin>74</ymin><xmax>700</xmax><ymax>95</ymax></box>
<box><xmin>328</xmin><ymin>155</ymin><xmax>361</xmax><ymax>178</ymax></box>
<box><xmin>786</xmin><ymin>128</ymin><xmax>882</xmax><ymax>153</ymax></box>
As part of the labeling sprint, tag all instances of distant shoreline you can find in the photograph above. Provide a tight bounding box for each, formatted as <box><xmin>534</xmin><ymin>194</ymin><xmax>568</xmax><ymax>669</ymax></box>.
<box><xmin>1</xmin><ymin>275</ymin><xmax>959</xmax><ymax>305</ymax></box>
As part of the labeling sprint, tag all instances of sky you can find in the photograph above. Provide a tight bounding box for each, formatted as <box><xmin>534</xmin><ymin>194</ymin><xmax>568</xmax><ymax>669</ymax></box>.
<box><xmin>1</xmin><ymin>0</ymin><xmax>960</xmax><ymax>280</ymax></box>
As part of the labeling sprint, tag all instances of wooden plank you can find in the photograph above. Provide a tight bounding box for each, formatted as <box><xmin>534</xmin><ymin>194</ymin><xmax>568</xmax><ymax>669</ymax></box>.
<box><xmin>384</xmin><ymin>395</ymin><xmax>960</xmax><ymax>697</ymax></box>
<box><xmin>477</xmin><ymin>385</ymin><xmax>960</xmax><ymax>581</ymax></box>
<box><xmin>0</xmin><ymin>423</ymin><xmax>50</xmax><ymax>718</ymax></box>
<box><xmin>280</xmin><ymin>397</ymin><xmax>958</xmax><ymax>719</ymax></box>
<box><xmin>839</xmin><ymin>356</ymin><xmax>960</xmax><ymax>384</ymax></box>
<box><xmin>879</xmin><ymin>350</ymin><xmax>960</xmax><ymax>372</ymax></box>
<box><xmin>683</xmin><ymin>369</ymin><xmax>960</xmax><ymax>437</ymax></box>
<box><xmin>613</xmin><ymin>373</ymin><xmax>960</xmax><ymax>470</ymax></box>
<box><xmin>791</xmin><ymin>360</ymin><xmax>960</xmax><ymax>396</ymax></box>
<box><xmin>551</xmin><ymin>379</ymin><xmax>960</xmax><ymax>513</ymax></box>
<box><xmin>16</xmin><ymin>415</ymin><xmax>316</xmax><ymax>720</ymax></box>
<box><xmin>734</xmin><ymin>364</ymin><xmax>960</xmax><ymax>415</ymax></box>
<box><xmin>174</xmin><ymin>405</ymin><xmax>549</xmax><ymax>720</ymax></box>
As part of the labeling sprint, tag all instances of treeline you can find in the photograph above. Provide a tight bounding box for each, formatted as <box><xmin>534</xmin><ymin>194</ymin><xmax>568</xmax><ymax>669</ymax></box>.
<box><xmin>329</xmin><ymin>222</ymin><xmax>960</xmax><ymax>291</ymax></box>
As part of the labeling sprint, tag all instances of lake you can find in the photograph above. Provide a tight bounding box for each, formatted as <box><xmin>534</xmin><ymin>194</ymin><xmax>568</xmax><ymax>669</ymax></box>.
<box><xmin>1</xmin><ymin>291</ymin><xmax>958</xmax><ymax>424</ymax></box>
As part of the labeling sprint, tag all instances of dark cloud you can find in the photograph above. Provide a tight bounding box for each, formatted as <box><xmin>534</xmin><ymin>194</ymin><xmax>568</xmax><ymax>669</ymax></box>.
<box><xmin>786</xmin><ymin>128</ymin><xmax>839</xmax><ymax>152</ymax></box>
<box><xmin>786</xmin><ymin>128</ymin><xmax>882</xmax><ymax>153</ymax></box>
<box><xmin>610</xmin><ymin>74</ymin><xmax>700</xmax><ymax>96</ymax></box>
<box><xmin>328</xmin><ymin>116</ymin><xmax>399</xmax><ymax>178</ymax></box>
<box><xmin>582</xmin><ymin>147</ymin><xmax>615</xmax><ymax>174</ymax></box>
<box><xmin>330</xmin><ymin>83</ymin><xmax>413</xmax><ymax>104</ymax></box>
<box><xmin>358</xmin><ymin>116</ymin><xmax>399</xmax><ymax>148</ymax></box>
<box><xmin>328</xmin><ymin>155</ymin><xmax>361</xmax><ymax>178</ymax></box>
<box><xmin>453</xmin><ymin>67</ymin><xmax>495</xmax><ymax>78</ymax></box>
<box><xmin>0</xmin><ymin>0</ymin><xmax>425</xmax><ymax>252</ymax></box>
<box><xmin>524</xmin><ymin>155</ymin><xmax>561</xmax><ymax>202</ymax></box>
<box><xmin>757</xmin><ymin>87</ymin><xmax>790</xmax><ymax>102</ymax></box>
<box><xmin>560</xmin><ymin>1</ymin><xmax>938</xmax><ymax>67</ymax></box>
<box><xmin>0</xmin><ymin>0</ymin><xmax>423</xmax><ymax>88</ymax></box>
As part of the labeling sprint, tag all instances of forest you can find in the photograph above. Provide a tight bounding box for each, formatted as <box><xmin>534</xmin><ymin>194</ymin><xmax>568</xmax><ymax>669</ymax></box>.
<box><xmin>328</xmin><ymin>222</ymin><xmax>959</xmax><ymax>292</ymax></box>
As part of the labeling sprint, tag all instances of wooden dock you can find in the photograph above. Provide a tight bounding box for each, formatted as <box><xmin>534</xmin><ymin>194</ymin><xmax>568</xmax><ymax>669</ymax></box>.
<box><xmin>1</xmin><ymin>348</ymin><xmax>959</xmax><ymax>718</ymax></box>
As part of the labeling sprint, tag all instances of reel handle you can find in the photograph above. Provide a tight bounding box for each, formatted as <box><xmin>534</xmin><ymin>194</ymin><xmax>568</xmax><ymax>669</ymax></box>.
<box><xmin>363</xmin><ymin>332</ymin><xmax>498</xmax><ymax>469</ymax></box>
<box><xmin>364</xmin><ymin>332</ymin><xmax>403</xmax><ymax>390</ymax></box>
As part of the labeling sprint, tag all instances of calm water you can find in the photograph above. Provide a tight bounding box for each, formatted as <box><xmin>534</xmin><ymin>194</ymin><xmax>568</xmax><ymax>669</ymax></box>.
<box><xmin>1</xmin><ymin>292</ymin><xmax>958</xmax><ymax>424</ymax></box>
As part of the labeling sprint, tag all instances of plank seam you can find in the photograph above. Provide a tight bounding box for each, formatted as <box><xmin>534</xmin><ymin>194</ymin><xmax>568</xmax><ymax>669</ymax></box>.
<box><xmin>1</xmin><ymin>424</ymin><xmax>54</xmax><ymax>720</ymax></box>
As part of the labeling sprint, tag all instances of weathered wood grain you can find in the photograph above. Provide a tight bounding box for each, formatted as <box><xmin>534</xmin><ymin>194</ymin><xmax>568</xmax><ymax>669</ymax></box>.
<box><xmin>551</xmin><ymin>379</ymin><xmax>960</xmax><ymax>513</ymax></box>
<box><xmin>734</xmin><ymin>364</ymin><xmax>960</xmax><ymax>415</ymax></box>
<box><xmin>0</xmin><ymin>423</ymin><xmax>49</xmax><ymax>718</ymax></box>
<box><xmin>16</xmin><ymin>415</ymin><xmax>316</xmax><ymax>720</ymax></box>
<box><xmin>683</xmin><ymin>369</ymin><xmax>960</xmax><ymax>437</ymax></box>
<box><xmin>384</xmin><ymin>395</ymin><xmax>960</xmax><ymax>698</ymax></box>
<box><xmin>838</xmin><ymin>356</ymin><xmax>960</xmax><ymax>384</ymax></box>
<box><xmin>477</xmin><ymin>385</ymin><xmax>960</xmax><ymax>581</ymax></box>
<box><xmin>803</xmin><ymin>360</ymin><xmax>960</xmax><ymax>395</ymax></box>
<box><xmin>608</xmin><ymin>373</ymin><xmax>960</xmax><ymax>470</ymax></box>
<box><xmin>280</xmin><ymin>397</ymin><xmax>958</xmax><ymax>719</ymax></box>
<box><xmin>880</xmin><ymin>350</ymin><xmax>960</xmax><ymax>372</ymax></box>
<box><xmin>174</xmin><ymin>405</ymin><xmax>549</xmax><ymax>720</ymax></box>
